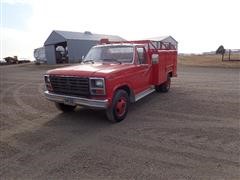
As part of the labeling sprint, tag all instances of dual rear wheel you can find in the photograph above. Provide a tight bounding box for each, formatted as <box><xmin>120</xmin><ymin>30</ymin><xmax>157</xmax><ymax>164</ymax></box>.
<box><xmin>155</xmin><ymin>74</ymin><xmax>171</xmax><ymax>93</ymax></box>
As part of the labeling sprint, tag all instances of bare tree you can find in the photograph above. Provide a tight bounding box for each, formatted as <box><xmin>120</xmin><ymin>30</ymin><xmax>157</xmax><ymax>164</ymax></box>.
<box><xmin>216</xmin><ymin>45</ymin><xmax>225</xmax><ymax>61</ymax></box>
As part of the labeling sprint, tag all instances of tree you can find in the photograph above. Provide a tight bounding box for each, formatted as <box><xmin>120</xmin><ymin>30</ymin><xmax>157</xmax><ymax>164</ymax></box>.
<box><xmin>216</xmin><ymin>45</ymin><xmax>225</xmax><ymax>61</ymax></box>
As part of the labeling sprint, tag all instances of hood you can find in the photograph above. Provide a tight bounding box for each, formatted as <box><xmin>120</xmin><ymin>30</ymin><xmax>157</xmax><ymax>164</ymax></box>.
<box><xmin>47</xmin><ymin>63</ymin><xmax>135</xmax><ymax>78</ymax></box>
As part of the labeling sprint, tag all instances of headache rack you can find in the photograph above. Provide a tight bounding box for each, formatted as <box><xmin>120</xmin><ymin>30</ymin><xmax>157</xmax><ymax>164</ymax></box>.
<box><xmin>100</xmin><ymin>37</ymin><xmax>178</xmax><ymax>52</ymax></box>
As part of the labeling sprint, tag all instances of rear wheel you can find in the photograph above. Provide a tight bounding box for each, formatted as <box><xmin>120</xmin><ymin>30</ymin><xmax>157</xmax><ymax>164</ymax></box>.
<box><xmin>155</xmin><ymin>74</ymin><xmax>171</xmax><ymax>93</ymax></box>
<box><xmin>55</xmin><ymin>103</ymin><xmax>76</xmax><ymax>112</ymax></box>
<box><xmin>106</xmin><ymin>90</ymin><xmax>129</xmax><ymax>123</ymax></box>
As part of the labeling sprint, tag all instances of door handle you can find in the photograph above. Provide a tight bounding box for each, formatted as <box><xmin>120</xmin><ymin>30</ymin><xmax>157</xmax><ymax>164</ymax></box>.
<box><xmin>142</xmin><ymin>65</ymin><xmax>150</xmax><ymax>69</ymax></box>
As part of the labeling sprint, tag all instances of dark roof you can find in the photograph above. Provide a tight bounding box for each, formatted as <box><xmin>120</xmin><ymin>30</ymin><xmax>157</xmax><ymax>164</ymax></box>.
<box><xmin>44</xmin><ymin>30</ymin><xmax>125</xmax><ymax>45</ymax></box>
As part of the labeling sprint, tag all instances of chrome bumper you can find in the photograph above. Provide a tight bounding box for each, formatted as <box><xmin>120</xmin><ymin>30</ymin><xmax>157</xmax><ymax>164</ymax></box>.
<box><xmin>44</xmin><ymin>91</ymin><xmax>108</xmax><ymax>109</ymax></box>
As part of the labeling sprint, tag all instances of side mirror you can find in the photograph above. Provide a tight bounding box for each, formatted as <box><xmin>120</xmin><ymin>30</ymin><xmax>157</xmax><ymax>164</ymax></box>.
<box><xmin>81</xmin><ymin>55</ymin><xmax>85</xmax><ymax>60</ymax></box>
<box><xmin>152</xmin><ymin>54</ymin><xmax>159</xmax><ymax>64</ymax></box>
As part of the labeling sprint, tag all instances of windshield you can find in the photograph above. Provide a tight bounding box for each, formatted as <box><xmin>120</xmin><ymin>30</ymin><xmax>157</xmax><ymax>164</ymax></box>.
<box><xmin>84</xmin><ymin>45</ymin><xmax>134</xmax><ymax>64</ymax></box>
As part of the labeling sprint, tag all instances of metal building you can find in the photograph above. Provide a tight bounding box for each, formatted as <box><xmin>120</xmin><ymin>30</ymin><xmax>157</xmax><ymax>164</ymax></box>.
<box><xmin>44</xmin><ymin>30</ymin><xmax>125</xmax><ymax>64</ymax></box>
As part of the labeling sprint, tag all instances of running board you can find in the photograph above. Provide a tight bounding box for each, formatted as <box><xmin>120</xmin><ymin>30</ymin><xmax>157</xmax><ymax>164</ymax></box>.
<box><xmin>135</xmin><ymin>87</ymin><xmax>155</xmax><ymax>102</ymax></box>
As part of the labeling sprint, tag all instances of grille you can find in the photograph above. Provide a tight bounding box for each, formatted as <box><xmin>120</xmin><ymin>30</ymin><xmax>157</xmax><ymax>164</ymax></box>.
<box><xmin>50</xmin><ymin>76</ymin><xmax>89</xmax><ymax>97</ymax></box>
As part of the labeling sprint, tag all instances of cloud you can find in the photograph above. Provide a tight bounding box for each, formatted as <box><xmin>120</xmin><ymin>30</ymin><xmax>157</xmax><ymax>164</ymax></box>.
<box><xmin>1</xmin><ymin>27</ymin><xmax>30</xmax><ymax>58</ymax></box>
<box><xmin>2</xmin><ymin>0</ymin><xmax>34</xmax><ymax>5</ymax></box>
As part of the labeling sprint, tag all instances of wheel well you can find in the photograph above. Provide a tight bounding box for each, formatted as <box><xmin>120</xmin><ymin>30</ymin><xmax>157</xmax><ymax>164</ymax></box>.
<box><xmin>115</xmin><ymin>85</ymin><xmax>134</xmax><ymax>103</ymax></box>
<box><xmin>168</xmin><ymin>72</ymin><xmax>173</xmax><ymax>77</ymax></box>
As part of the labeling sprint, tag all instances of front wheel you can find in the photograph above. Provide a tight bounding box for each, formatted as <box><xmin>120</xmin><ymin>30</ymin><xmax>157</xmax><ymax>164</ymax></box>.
<box><xmin>106</xmin><ymin>90</ymin><xmax>129</xmax><ymax>123</ymax></box>
<box><xmin>55</xmin><ymin>103</ymin><xmax>76</xmax><ymax>112</ymax></box>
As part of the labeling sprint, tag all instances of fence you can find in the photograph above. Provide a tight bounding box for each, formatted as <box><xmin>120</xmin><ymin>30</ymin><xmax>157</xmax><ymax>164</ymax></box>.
<box><xmin>223</xmin><ymin>49</ymin><xmax>240</xmax><ymax>61</ymax></box>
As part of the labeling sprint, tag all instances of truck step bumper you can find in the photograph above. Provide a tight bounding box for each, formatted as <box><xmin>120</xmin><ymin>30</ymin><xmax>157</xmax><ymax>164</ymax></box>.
<box><xmin>44</xmin><ymin>91</ymin><xmax>108</xmax><ymax>109</ymax></box>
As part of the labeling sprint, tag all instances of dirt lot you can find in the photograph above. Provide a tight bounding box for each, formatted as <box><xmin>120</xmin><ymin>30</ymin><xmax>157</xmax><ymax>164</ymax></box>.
<box><xmin>0</xmin><ymin>63</ymin><xmax>239</xmax><ymax>180</ymax></box>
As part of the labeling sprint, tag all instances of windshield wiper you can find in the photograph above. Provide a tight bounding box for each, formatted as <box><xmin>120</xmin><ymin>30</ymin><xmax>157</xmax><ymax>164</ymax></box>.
<box><xmin>102</xmin><ymin>58</ymin><xmax>122</xmax><ymax>64</ymax></box>
<box><xmin>83</xmin><ymin>59</ymin><xmax>95</xmax><ymax>64</ymax></box>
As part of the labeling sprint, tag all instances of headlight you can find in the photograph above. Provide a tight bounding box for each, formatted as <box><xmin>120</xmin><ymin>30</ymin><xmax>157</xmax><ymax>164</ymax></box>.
<box><xmin>90</xmin><ymin>78</ymin><xmax>105</xmax><ymax>95</ymax></box>
<box><xmin>95</xmin><ymin>79</ymin><xmax>104</xmax><ymax>88</ymax></box>
<box><xmin>44</xmin><ymin>75</ymin><xmax>50</xmax><ymax>83</ymax></box>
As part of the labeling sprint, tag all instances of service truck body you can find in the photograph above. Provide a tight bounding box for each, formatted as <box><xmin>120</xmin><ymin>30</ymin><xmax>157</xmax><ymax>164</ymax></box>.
<box><xmin>44</xmin><ymin>39</ymin><xmax>177</xmax><ymax>122</ymax></box>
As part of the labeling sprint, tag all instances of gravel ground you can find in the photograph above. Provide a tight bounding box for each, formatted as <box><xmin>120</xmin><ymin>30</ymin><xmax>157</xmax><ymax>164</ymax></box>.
<box><xmin>0</xmin><ymin>63</ymin><xmax>239</xmax><ymax>180</ymax></box>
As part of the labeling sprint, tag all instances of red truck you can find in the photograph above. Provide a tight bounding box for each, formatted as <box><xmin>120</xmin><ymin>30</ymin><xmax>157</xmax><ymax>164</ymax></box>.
<box><xmin>44</xmin><ymin>38</ymin><xmax>177</xmax><ymax>122</ymax></box>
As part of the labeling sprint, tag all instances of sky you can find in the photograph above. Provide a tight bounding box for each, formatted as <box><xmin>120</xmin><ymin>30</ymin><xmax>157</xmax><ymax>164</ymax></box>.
<box><xmin>1</xmin><ymin>0</ymin><xmax>240</xmax><ymax>60</ymax></box>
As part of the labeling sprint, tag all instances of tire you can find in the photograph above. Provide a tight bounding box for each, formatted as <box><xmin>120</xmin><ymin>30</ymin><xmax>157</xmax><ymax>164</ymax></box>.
<box><xmin>155</xmin><ymin>74</ymin><xmax>171</xmax><ymax>93</ymax></box>
<box><xmin>106</xmin><ymin>90</ymin><xmax>129</xmax><ymax>123</ymax></box>
<box><xmin>55</xmin><ymin>103</ymin><xmax>76</xmax><ymax>112</ymax></box>
<box><xmin>155</xmin><ymin>84</ymin><xmax>161</xmax><ymax>92</ymax></box>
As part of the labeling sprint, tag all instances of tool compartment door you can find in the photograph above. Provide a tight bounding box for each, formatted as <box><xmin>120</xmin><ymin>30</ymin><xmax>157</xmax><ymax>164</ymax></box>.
<box><xmin>151</xmin><ymin>51</ymin><xmax>167</xmax><ymax>85</ymax></box>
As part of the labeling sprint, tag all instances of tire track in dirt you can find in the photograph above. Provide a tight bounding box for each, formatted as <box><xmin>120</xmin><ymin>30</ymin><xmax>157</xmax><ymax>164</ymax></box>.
<box><xmin>1</xmin><ymin>64</ymin><xmax>239</xmax><ymax>179</ymax></box>
<box><xmin>123</xmin><ymin>125</ymin><xmax>240</xmax><ymax>156</ymax></box>
<box><xmin>102</xmin><ymin>135</ymin><xmax>240</xmax><ymax>168</ymax></box>
<box><xmin>0</xmin><ymin>124</ymin><xmax>105</xmax><ymax>179</ymax></box>
<box><xmin>1</xmin><ymin>82</ymin><xmax>57</xmax><ymax>140</ymax></box>
<box><xmin>127</xmin><ymin>112</ymin><xmax>240</xmax><ymax>156</ymax></box>
<box><xmin>0</xmin><ymin>129</ymin><xmax>67</xmax><ymax>174</ymax></box>
<box><xmin>0</xmin><ymin>84</ymin><xmax>25</xmax><ymax>129</ymax></box>
<box><xmin>42</xmin><ymin>145</ymin><xmax>191</xmax><ymax>180</ymax></box>
<box><xmin>1</xmin><ymin>86</ymin><xmax>43</xmax><ymax>134</ymax></box>
<box><xmin>13</xmin><ymin>83</ymin><xmax>40</xmax><ymax>115</ymax></box>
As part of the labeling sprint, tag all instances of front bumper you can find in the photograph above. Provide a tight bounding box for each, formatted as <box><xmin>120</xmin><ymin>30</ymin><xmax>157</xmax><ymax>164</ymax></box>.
<box><xmin>44</xmin><ymin>91</ymin><xmax>108</xmax><ymax>109</ymax></box>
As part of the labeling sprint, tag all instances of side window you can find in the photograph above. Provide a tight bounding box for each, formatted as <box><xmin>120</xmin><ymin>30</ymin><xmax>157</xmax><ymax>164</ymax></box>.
<box><xmin>136</xmin><ymin>47</ymin><xmax>147</xmax><ymax>64</ymax></box>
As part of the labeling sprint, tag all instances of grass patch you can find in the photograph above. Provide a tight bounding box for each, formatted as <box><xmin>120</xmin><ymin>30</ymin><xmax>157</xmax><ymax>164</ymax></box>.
<box><xmin>178</xmin><ymin>54</ymin><xmax>240</xmax><ymax>68</ymax></box>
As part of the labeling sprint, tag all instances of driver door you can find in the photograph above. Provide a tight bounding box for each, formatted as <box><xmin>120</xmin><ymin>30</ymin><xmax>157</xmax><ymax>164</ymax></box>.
<box><xmin>134</xmin><ymin>47</ymin><xmax>152</xmax><ymax>93</ymax></box>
